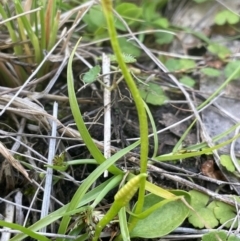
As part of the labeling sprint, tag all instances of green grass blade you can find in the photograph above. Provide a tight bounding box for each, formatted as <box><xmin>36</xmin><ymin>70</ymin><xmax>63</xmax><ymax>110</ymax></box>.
<box><xmin>0</xmin><ymin>4</ymin><xmax>28</xmax><ymax>83</ymax></box>
<box><xmin>143</xmin><ymin>101</ymin><xmax>158</xmax><ymax>158</ymax></box>
<box><xmin>48</xmin><ymin>11</ymin><xmax>60</xmax><ymax>50</ymax></box>
<box><xmin>39</xmin><ymin>1</ymin><xmax>46</xmax><ymax>50</ymax></box>
<box><xmin>67</xmin><ymin>38</ymin><xmax>122</xmax><ymax>175</ymax></box>
<box><xmin>16</xmin><ymin>16</ymin><xmax>33</xmax><ymax>57</ymax></box>
<box><xmin>0</xmin><ymin>221</ymin><xmax>50</xmax><ymax>241</ymax></box>
<box><xmin>172</xmin><ymin>119</ymin><xmax>197</xmax><ymax>153</ymax></box>
<box><xmin>0</xmin><ymin>5</ymin><xmax>22</xmax><ymax>55</ymax></box>
<box><xmin>91</xmin><ymin>174</ymin><xmax>122</xmax><ymax>208</ymax></box>
<box><xmin>14</xmin><ymin>0</ymin><xmax>42</xmax><ymax>64</ymax></box>
<box><xmin>119</xmin><ymin>207</ymin><xmax>131</xmax><ymax>241</ymax></box>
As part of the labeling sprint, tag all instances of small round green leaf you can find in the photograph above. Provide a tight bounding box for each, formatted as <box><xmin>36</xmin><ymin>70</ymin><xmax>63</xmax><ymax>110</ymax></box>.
<box><xmin>224</xmin><ymin>61</ymin><xmax>240</xmax><ymax>80</ymax></box>
<box><xmin>142</xmin><ymin>2</ymin><xmax>159</xmax><ymax>21</ymax></box>
<box><xmin>139</xmin><ymin>82</ymin><xmax>168</xmax><ymax>106</ymax></box>
<box><xmin>201</xmin><ymin>67</ymin><xmax>221</xmax><ymax>77</ymax></box>
<box><xmin>165</xmin><ymin>58</ymin><xmax>182</xmax><ymax>71</ymax></box>
<box><xmin>115</xmin><ymin>3</ymin><xmax>142</xmax><ymax>30</ymax></box>
<box><xmin>220</xmin><ymin>155</ymin><xmax>235</xmax><ymax>172</ymax></box>
<box><xmin>118</xmin><ymin>38</ymin><xmax>141</xmax><ymax>57</ymax></box>
<box><xmin>83</xmin><ymin>6</ymin><xmax>106</xmax><ymax>32</ymax></box>
<box><xmin>207</xmin><ymin>43</ymin><xmax>231</xmax><ymax>59</ymax></box>
<box><xmin>179</xmin><ymin>59</ymin><xmax>196</xmax><ymax>70</ymax></box>
<box><xmin>156</xmin><ymin>32</ymin><xmax>174</xmax><ymax>45</ymax></box>
<box><xmin>165</xmin><ymin>58</ymin><xmax>196</xmax><ymax>72</ymax></box>
<box><xmin>180</xmin><ymin>76</ymin><xmax>195</xmax><ymax>87</ymax></box>
<box><xmin>82</xmin><ymin>65</ymin><xmax>101</xmax><ymax>84</ymax></box>
<box><xmin>116</xmin><ymin>3</ymin><xmax>142</xmax><ymax>19</ymax></box>
<box><xmin>153</xmin><ymin>18</ymin><xmax>169</xmax><ymax>28</ymax></box>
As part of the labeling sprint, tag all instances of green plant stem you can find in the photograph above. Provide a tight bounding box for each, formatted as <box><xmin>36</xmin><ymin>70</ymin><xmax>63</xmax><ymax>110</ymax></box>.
<box><xmin>0</xmin><ymin>221</ymin><xmax>50</xmax><ymax>241</ymax></box>
<box><xmin>101</xmin><ymin>0</ymin><xmax>149</xmax><ymax>233</ymax></box>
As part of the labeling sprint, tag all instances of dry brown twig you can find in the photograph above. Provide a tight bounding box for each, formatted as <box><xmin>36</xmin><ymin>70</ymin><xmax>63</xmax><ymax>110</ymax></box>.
<box><xmin>0</xmin><ymin>142</ymin><xmax>31</xmax><ymax>182</ymax></box>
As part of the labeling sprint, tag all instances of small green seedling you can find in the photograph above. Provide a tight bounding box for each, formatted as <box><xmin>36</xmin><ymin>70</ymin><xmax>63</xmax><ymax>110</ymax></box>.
<box><xmin>82</xmin><ymin>65</ymin><xmax>101</xmax><ymax>84</ymax></box>
<box><xmin>92</xmin><ymin>173</ymin><xmax>147</xmax><ymax>241</ymax></box>
<box><xmin>81</xmin><ymin>53</ymin><xmax>136</xmax><ymax>87</ymax></box>
<box><xmin>45</xmin><ymin>151</ymin><xmax>68</xmax><ymax>171</ymax></box>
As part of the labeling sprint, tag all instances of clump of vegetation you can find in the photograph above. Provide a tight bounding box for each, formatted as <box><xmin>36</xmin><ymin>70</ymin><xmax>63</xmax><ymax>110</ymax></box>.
<box><xmin>0</xmin><ymin>0</ymin><xmax>61</xmax><ymax>87</ymax></box>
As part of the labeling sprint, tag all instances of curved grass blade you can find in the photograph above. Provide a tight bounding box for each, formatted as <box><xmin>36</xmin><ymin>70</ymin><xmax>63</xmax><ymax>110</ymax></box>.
<box><xmin>143</xmin><ymin>101</ymin><xmax>158</xmax><ymax>158</ymax></box>
<box><xmin>91</xmin><ymin>174</ymin><xmax>122</xmax><ymax>208</ymax></box>
<box><xmin>119</xmin><ymin>207</ymin><xmax>130</xmax><ymax>241</ymax></box>
<box><xmin>67</xmin><ymin>38</ymin><xmax>122</xmax><ymax>175</ymax></box>
<box><xmin>0</xmin><ymin>221</ymin><xmax>50</xmax><ymax>241</ymax></box>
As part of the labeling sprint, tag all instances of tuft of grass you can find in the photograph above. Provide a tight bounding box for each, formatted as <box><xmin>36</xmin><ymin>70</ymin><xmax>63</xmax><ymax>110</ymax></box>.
<box><xmin>0</xmin><ymin>0</ymin><xmax>61</xmax><ymax>87</ymax></box>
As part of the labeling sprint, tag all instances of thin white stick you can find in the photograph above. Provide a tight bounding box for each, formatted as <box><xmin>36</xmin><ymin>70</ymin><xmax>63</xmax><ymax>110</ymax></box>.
<box><xmin>102</xmin><ymin>53</ymin><xmax>111</xmax><ymax>178</ymax></box>
<box><xmin>14</xmin><ymin>191</ymin><xmax>24</xmax><ymax>225</ymax></box>
<box><xmin>1</xmin><ymin>202</ymin><xmax>14</xmax><ymax>241</ymax></box>
<box><xmin>0</xmin><ymin>197</ymin><xmax>40</xmax><ymax>212</ymax></box>
<box><xmin>0</xmin><ymin>7</ymin><xmax>41</xmax><ymax>25</ymax></box>
<box><xmin>40</xmin><ymin>102</ymin><xmax>58</xmax><ymax>232</ymax></box>
<box><xmin>0</xmin><ymin>229</ymin><xmax>78</xmax><ymax>239</ymax></box>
